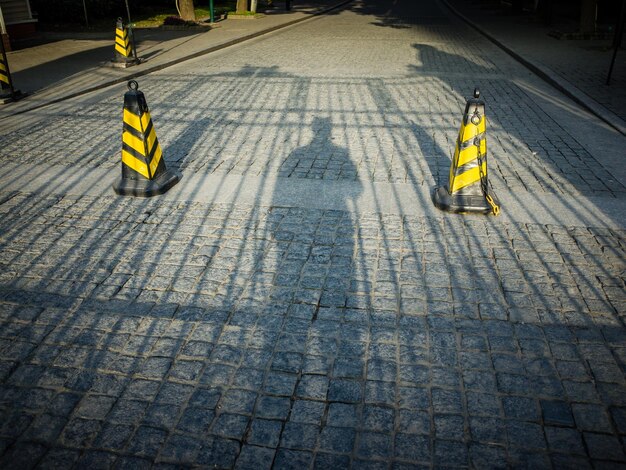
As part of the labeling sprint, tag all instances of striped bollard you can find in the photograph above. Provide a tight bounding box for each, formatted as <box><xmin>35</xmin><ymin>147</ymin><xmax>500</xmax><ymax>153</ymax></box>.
<box><xmin>433</xmin><ymin>88</ymin><xmax>500</xmax><ymax>215</ymax></box>
<box><xmin>0</xmin><ymin>35</ymin><xmax>23</xmax><ymax>104</ymax></box>
<box><xmin>113</xmin><ymin>80</ymin><xmax>179</xmax><ymax>197</ymax></box>
<box><xmin>112</xmin><ymin>17</ymin><xmax>139</xmax><ymax>67</ymax></box>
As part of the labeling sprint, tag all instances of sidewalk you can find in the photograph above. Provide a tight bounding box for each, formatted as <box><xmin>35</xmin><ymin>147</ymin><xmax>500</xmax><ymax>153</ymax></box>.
<box><xmin>0</xmin><ymin>0</ymin><xmax>349</xmax><ymax>119</ymax></box>
<box><xmin>441</xmin><ymin>0</ymin><xmax>626</xmax><ymax>136</ymax></box>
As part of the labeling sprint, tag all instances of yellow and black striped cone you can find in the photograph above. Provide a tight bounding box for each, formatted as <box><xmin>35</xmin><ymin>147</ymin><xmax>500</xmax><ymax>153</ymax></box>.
<box><xmin>0</xmin><ymin>56</ymin><xmax>13</xmax><ymax>101</ymax></box>
<box><xmin>433</xmin><ymin>88</ymin><xmax>500</xmax><ymax>215</ymax></box>
<box><xmin>113</xmin><ymin>18</ymin><xmax>138</xmax><ymax>67</ymax></box>
<box><xmin>0</xmin><ymin>42</ymin><xmax>23</xmax><ymax>104</ymax></box>
<box><xmin>113</xmin><ymin>80</ymin><xmax>179</xmax><ymax>197</ymax></box>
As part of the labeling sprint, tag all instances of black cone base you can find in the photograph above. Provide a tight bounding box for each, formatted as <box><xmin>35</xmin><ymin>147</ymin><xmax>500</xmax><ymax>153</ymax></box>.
<box><xmin>432</xmin><ymin>186</ymin><xmax>496</xmax><ymax>215</ymax></box>
<box><xmin>110</xmin><ymin>58</ymin><xmax>141</xmax><ymax>68</ymax></box>
<box><xmin>0</xmin><ymin>89</ymin><xmax>26</xmax><ymax>104</ymax></box>
<box><xmin>113</xmin><ymin>169</ymin><xmax>180</xmax><ymax>197</ymax></box>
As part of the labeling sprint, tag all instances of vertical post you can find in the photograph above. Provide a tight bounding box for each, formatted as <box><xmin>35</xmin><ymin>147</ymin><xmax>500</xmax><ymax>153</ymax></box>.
<box><xmin>83</xmin><ymin>0</ymin><xmax>89</xmax><ymax>27</ymax></box>
<box><xmin>580</xmin><ymin>0</ymin><xmax>597</xmax><ymax>33</ymax></box>
<box><xmin>607</xmin><ymin>0</ymin><xmax>625</xmax><ymax>85</ymax></box>
<box><xmin>210</xmin><ymin>0</ymin><xmax>214</xmax><ymax>22</ymax></box>
<box><xmin>124</xmin><ymin>0</ymin><xmax>139</xmax><ymax>62</ymax></box>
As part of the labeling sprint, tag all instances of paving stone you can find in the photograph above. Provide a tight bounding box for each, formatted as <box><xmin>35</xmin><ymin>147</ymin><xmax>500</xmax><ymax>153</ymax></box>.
<box><xmin>434</xmin><ymin>414</ymin><xmax>466</xmax><ymax>441</ymax></box>
<box><xmin>75</xmin><ymin>394</ymin><xmax>117</xmax><ymax>420</ymax></box>
<box><xmin>22</xmin><ymin>413</ymin><xmax>67</xmax><ymax>443</ymax></box>
<box><xmin>319</xmin><ymin>426</ymin><xmax>356</xmax><ymax>453</ymax></box>
<box><xmin>36</xmin><ymin>448</ymin><xmax>81</xmax><ymax>470</ymax></box>
<box><xmin>313</xmin><ymin>452</ymin><xmax>351</xmax><ymax>469</ymax></box>
<box><xmin>470</xmin><ymin>417</ymin><xmax>507</xmax><ymax>445</ymax></box>
<box><xmin>59</xmin><ymin>417</ymin><xmax>101</xmax><ymax>448</ymax></box>
<box><xmin>142</xmin><ymin>403</ymin><xmax>181</xmax><ymax>429</ymax></box>
<box><xmin>160</xmin><ymin>434</ymin><xmax>203</xmax><ymax>463</ymax></box>
<box><xmin>469</xmin><ymin>443</ymin><xmax>508</xmax><ymax>470</ymax></box>
<box><xmin>0</xmin><ymin>442</ymin><xmax>48</xmax><ymax>469</ymax></box>
<box><xmin>113</xmin><ymin>456</ymin><xmax>153</xmax><ymax>470</ymax></box>
<box><xmin>328</xmin><ymin>379</ymin><xmax>362</xmax><ymax>403</ymax></box>
<box><xmin>255</xmin><ymin>395</ymin><xmax>291</xmax><ymax>420</ymax></box>
<box><xmin>196</xmin><ymin>437</ymin><xmax>240</xmax><ymax>468</ymax></box>
<box><xmin>189</xmin><ymin>388</ymin><xmax>222</xmax><ymax>409</ymax></box>
<box><xmin>75</xmin><ymin>450</ymin><xmax>118</xmax><ymax>469</ymax></box>
<box><xmin>544</xmin><ymin>426</ymin><xmax>586</xmax><ymax>455</ymax></box>
<box><xmin>264</xmin><ymin>372</ymin><xmax>298</xmax><ymax>396</ymax></box>
<box><xmin>433</xmin><ymin>439</ymin><xmax>469</xmax><ymax>467</ymax></box>
<box><xmin>274</xmin><ymin>449</ymin><xmax>313</xmax><ymax>470</ymax></box>
<box><xmin>571</xmin><ymin>403</ymin><xmax>613</xmax><ymax>433</ymax></box>
<box><xmin>610</xmin><ymin>407</ymin><xmax>626</xmax><ymax>434</ymax></box>
<box><xmin>502</xmin><ymin>396</ymin><xmax>539</xmax><ymax>422</ymax></box>
<box><xmin>296</xmin><ymin>374</ymin><xmax>329</xmax><ymax>400</ymax></box>
<box><xmin>177</xmin><ymin>407</ymin><xmax>215</xmax><ymax>434</ymax></box>
<box><xmin>397</xmin><ymin>409</ymin><xmax>430</xmax><ymax>435</ymax></box>
<box><xmin>507</xmin><ymin>420</ymin><xmax>547</xmax><ymax>450</ymax></box>
<box><xmin>107</xmin><ymin>399</ymin><xmax>149</xmax><ymax>425</ymax></box>
<box><xmin>219</xmin><ymin>389</ymin><xmax>258</xmax><ymax>415</ymax></box>
<box><xmin>127</xmin><ymin>426</ymin><xmax>168</xmax><ymax>457</ymax></box>
<box><xmin>541</xmin><ymin>400</ymin><xmax>575</xmax><ymax>427</ymax></box>
<box><xmin>431</xmin><ymin>388</ymin><xmax>463</xmax><ymax>414</ymax></box>
<box><xmin>247</xmin><ymin>419</ymin><xmax>283</xmax><ymax>448</ymax></box>
<box><xmin>211</xmin><ymin>413</ymin><xmax>250</xmax><ymax>440</ymax></box>
<box><xmin>280</xmin><ymin>422</ymin><xmax>320</xmax><ymax>450</ymax></box>
<box><xmin>93</xmin><ymin>423</ymin><xmax>134</xmax><ymax>451</ymax></box>
<box><xmin>235</xmin><ymin>445</ymin><xmax>275</xmax><ymax>470</ymax></box>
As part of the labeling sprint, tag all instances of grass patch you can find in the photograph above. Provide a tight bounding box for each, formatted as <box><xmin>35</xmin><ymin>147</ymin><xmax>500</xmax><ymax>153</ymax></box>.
<box><xmin>134</xmin><ymin>7</ymin><xmax>214</xmax><ymax>28</ymax></box>
<box><xmin>39</xmin><ymin>2</ymin><xmax>238</xmax><ymax>31</ymax></box>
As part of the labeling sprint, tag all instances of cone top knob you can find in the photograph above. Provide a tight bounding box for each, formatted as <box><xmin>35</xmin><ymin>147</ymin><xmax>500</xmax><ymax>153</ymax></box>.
<box><xmin>473</xmin><ymin>88</ymin><xmax>480</xmax><ymax>99</ymax></box>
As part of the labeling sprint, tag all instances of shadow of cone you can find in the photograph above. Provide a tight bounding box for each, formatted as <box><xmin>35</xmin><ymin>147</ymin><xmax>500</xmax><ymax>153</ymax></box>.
<box><xmin>113</xmin><ymin>80</ymin><xmax>180</xmax><ymax>197</ymax></box>
<box><xmin>433</xmin><ymin>88</ymin><xmax>500</xmax><ymax>215</ymax></box>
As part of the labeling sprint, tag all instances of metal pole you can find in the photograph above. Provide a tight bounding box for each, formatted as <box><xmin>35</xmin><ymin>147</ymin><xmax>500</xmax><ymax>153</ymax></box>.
<box><xmin>83</xmin><ymin>0</ymin><xmax>89</xmax><ymax>27</ymax></box>
<box><xmin>607</xmin><ymin>0</ymin><xmax>625</xmax><ymax>85</ymax></box>
<box><xmin>0</xmin><ymin>28</ymin><xmax>15</xmax><ymax>98</ymax></box>
<box><xmin>210</xmin><ymin>0</ymin><xmax>214</xmax><ymax>22</ymax></box>
<box><xmin>124</xmin><ymin>0</ymin><xmax>139</xmax><ymax>62</ymax></box>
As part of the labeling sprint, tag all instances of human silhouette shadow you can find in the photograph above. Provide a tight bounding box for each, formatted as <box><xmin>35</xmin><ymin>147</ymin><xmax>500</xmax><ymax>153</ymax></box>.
<box><xmin>261</xmin><ymin>116</ymin><xmax>366</xmax><ymax>323</ymax></box>
<box><xmin>278</xmin><ymin>117</ymin><xmax>359</xmax><ymax>182</ymax></box>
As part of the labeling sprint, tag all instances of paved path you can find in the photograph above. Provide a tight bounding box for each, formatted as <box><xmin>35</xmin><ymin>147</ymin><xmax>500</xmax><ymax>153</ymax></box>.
<box><xmin>0</xmin><ymin>0</ymin><xmax>625</xmax><ymax>468</ymax></box>
<box><xmin>0</xmin><ymin>0</ymin><xmax>347</xmax><ymax>118</ymax></box>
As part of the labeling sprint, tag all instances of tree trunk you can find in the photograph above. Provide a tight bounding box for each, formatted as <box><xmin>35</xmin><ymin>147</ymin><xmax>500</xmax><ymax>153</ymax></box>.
<box><xmin>580</xmin><ymin>0</ymin><xmax>597</xmax><ymax>33</ymax></box>
<box><xmin>236</xmin><ymin>0</ymin><xmax>248</xmax><ymax>13</ymax></box>
<box><xmin>179</xmin><ymin>0</ymin><xmax>196</xmax><ymax>21</ymax></box>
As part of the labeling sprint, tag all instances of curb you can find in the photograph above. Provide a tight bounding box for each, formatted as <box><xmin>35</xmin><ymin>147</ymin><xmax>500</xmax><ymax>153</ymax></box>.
<box><xmin>2</xmin><ymin>0</ymin><xmax>353</xmax><ymax>118</ymax></box>
<box><xmin>439</xmin><ymin>0</ymin><xmax>626</xmax><ymax>137</ymax></box>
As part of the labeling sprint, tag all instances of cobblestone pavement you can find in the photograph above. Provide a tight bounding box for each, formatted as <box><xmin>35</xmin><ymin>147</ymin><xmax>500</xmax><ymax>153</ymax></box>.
<box><xmin>0</xmin><ymin>0</ymin><xmax>625</xmax><ymax>468</ymax></box>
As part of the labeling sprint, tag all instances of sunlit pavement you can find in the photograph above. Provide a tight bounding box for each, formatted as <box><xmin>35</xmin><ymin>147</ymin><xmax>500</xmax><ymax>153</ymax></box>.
<box><xmin>0</xmin><ymin>0</ymin><xmax>625</xmax><ymax>468</ymax></box>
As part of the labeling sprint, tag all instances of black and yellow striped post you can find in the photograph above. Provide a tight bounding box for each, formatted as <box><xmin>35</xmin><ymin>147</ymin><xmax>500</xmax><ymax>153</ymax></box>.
<box><xmin>113</xmin><ymin>80</ymin><xmax>179</xmax><ymax>197</ymax></box>
<box><xmin>433</xmin><ymin>88</ymin><xmax>500</xmax><ymax>215</ymax></box>
<box><xmin>113</xmin><ymin>17</ymin><xmax>138</xmax><ymax>67</ymax></box>
<box><xmin>0</xmin><ymin>35</ymin><xmax>23</xmax><ymax>104</ymax></box>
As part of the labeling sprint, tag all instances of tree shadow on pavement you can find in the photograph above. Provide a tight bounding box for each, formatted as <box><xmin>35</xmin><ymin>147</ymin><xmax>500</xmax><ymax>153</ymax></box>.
<box><xmin>0</xmin><ymin>20</ymin><xmax>625</xmax><ymax>468</ymax></box>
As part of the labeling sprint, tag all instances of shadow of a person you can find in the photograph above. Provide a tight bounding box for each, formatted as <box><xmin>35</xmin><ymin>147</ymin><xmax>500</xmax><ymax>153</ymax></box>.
<box><xmin>265</xmin><ymin>115</ymin><xmax>366</xmax><ymax>322</ymax></box>
<box><xmin>278</xmin><ymin>117</ymin><xmax>359</xmax><ymax>182</ymax></box>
